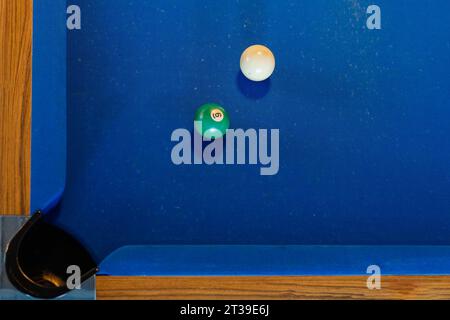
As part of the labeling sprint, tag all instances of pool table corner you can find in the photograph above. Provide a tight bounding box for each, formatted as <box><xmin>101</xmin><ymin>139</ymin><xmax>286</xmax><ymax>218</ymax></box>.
<box><xmin>2</xmin><ymin>0</ymin><xmax>450</xmax><ymax>301</ymax></box>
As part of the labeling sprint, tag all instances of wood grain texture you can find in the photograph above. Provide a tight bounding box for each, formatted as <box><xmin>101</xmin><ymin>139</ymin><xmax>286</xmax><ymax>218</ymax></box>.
<box><xmin>0</xmin><ymin>0</ymin><xmax>32</xmax><ymax>216</ymax></box>
<box><xmin>2</xmin><ymin>0</ymin><xmax>450</xmax><ymax>301</ymax></box>
<box><xmin>97</xmin><ymin>276</ymin><xmax>450</xmax><ymax>300</ymax></box>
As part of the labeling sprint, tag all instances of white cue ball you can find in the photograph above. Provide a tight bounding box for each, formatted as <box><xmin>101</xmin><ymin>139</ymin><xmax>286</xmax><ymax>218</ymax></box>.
<box><xmin>240</xmin><ymin>45</ymin><xmax>276</xmax><ymax>82</ymax></box>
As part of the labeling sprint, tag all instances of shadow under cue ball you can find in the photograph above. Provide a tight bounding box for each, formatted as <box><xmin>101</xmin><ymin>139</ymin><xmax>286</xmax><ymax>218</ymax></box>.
<box><xmin>194</xmin><ymin>103</ymin><xmax>230</xmax><ymax>139</ymax></box>
<box><xmin>240</xmin><ymin>45</ymin><xmax>276</xmax><ymax>82</ymax></box>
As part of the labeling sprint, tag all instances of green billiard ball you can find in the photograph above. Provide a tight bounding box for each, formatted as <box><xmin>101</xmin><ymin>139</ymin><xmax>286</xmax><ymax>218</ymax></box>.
<box><xmin>194</xmin><ymin>103</ymin><xmax>230</xmax><ymax>139</ymax></box>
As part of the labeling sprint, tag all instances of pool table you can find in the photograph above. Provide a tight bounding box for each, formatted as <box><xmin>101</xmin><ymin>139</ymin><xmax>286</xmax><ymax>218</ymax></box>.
<box><xmin>1</xmin><ymin>0</ymin><xmax>450</xmax><ymax>299</ymax></box>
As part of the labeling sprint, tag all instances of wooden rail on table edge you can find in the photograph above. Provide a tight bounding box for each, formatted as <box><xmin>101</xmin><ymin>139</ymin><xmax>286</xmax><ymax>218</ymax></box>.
<box><xmin>0</xmin><ymin>0</ymin><xmax>32</xmax><ymax>216</ymax></box>
<box><xmin>96</xmin><ymin>276</ymin><xmax>450</xmax><ymax>300</ymax></box>
<box><xmin>2</xmin><ymin>0</ymin><xmax>450</xmax><ymax>301</ymax></box>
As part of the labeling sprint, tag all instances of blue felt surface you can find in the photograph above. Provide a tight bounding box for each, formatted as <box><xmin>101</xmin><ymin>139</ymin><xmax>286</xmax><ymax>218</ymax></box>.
<box><xmin>32</xmin><ymin>0</ymin><xmax>450</xmax><ymax>275</ymax></box>
<box><xmin>100</xmin><ymin>245</ymin><xmax>450</xmax><ymax>276</ymax></box>
<box><xmin>31</xmin><ymin>0</ymin><xmax>67</xmax><ymax>214</ymax></box>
